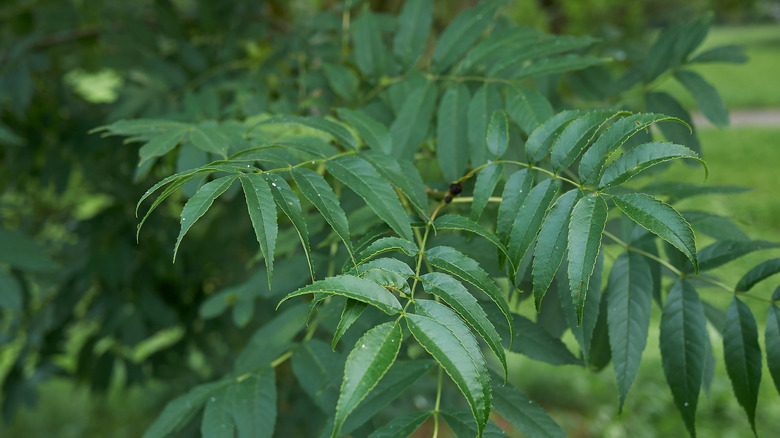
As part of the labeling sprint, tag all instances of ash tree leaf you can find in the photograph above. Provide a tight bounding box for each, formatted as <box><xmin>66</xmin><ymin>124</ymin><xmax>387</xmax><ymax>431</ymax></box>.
<box><xmin>550</xmin><ymin>110</ymin><xmax>623</xmax><ymax>173</ymax></box>
<box><xmin>431</xmin><ymin>0</ymin><xmax>506</xmax><ymax>72</ymax></box>
<box><xmin>606</xmin><ymin>251</ymin><xmax>653</xmax><ymax>412</ymax></box>
<box><xmin>354</xmin><ymin>237</ymin><xmax>419</xmax><ymax>266</ymax></box>
<box><xmin>292</xmin><ymin>340</ymin><xmax>345</xmax><ymax>413</ymax></box>
<box><xmin>507</xmin><ymin>179</ymin><xmax>561</xmax><ymax>274</ymax></box>
<box><xmin>332</xmin><ymin>299</ymin><xmax>368</xmax><ymax>350</ymax></box>
<box><xmin>505</xmin><ymin>86</ymin><xmax>553</xmax><ymax>136</ymax></box>
<box><xmin>230</xmin><ymin>368</ymin><xmax>276</xmax><ymax>438</ymax></box>
<box><xmin>262</xmin><ymin>173</ymin><xmax>314</xmax><ymax>280</ymax></box>
<box><xmin>660</xmin><ymin>279</ymin><xmax>707</xmax><ymax>438</ymax></box>
<box><xmin>323</xmin><ymin>63</ymin><xmax>360</xmax><ymax>101</ymax></box>
<box><xmin>392</xmin><ymin>0</ymin><xmax>433</xmax><ymax>69</ymax></box>
<box><xmin>766</xmin><ymin>302</ymin><xmax>780</xmax><ymax>395</ymax></box>
<box><xmin>408</xmin><ymin>300</ymin><xmax>491</xmax><ymax>437</ymax></box>
<box><xmin>390</xmin><ymin>80</ymin><xmax>437</xmax><ymax>159</ymax></box>
<box><xmin>510</xmin><ymin>314</ymin><xmax>581</xmax><ymax>366</ymax></box>
<box><xmin>690</xmin><ymin>45</ymin><xmax>748</xmax><ymax>64</ymax></box>
<box><xmin>525</xmin><ymin>110</ymin><xmax>582</xmax><ymax>164</ymax></box>
<box><xmin>723</xmin><ymin>296</ymin><xmax>762</xmax><ymax>435</ymax></box>
<box><xmin>420</xmin><ymin>272</ymin><xmax>507</xmax><ymax>380</ymax></box>
<box><xmin>567</xmin><ymin>194</ymin><xmax>608</xmax><ymax>324</ymax></box>
<box><xmin>255</xmin><ymin>116</ymin><xmax>357</xmax><ymax>150</ymax></box>
<box><xmin>644</xmin><ymin>92</ymin><xmax>701</xmax><ymax>155</ymax></box>
<box><xmin>467</xmin><ymin>83</ymin><xmax>503</xmax><ymax>167</ymax></box>
<box><xmin>433</xmin><ymin>214</ymin><xmax>509</xmax><ymax>259</ymax></box>
<box><xmin>333</xmin><ymin>321</ymin><xmax>403</xmax><ymax>438</ymax></box>
<box><xmin>735</xmin><ymin>258</ymin><xmax>780</xmax><ymax>292</ymax></box>
<box><xmin>174</xmin><ymin>175</ymin><xmax>237</xmax><ymax>262</ymax></box>
<box><xmin>292</xmin><ymin>167</ymin><xmax>353</xmax><ymax>255</ymax></box>
<box><xmin>143</xmin><ymin>380</ymin><xmax>229</xmax><ymax>438</ymax></box>
<box><xmin>695</xmin><ymin>240</ymin><xmax>780</xmax><ymax>273</ymax></box>
<box><xmin>425</xmin><ymin>246</ymin><xmax>513</xmax><ymax>340</ymax></box>
<box><xmin>599</xmin><ymin>142</ymin><xmax>705</xmax><ymax>190</ymax></box>
<box><xmin>352</xmin><ymin>6</ymin><xmax>388</xmax><ymax>79</ymax></box>
<box><xmin>367</xmin><ymin>411</ymin><xmax>431</xmax><ymax>438</ymax></box>
<box><xmin>341</xmin><ymin>360</ymin><xmax>435</xmax><ymax>434</ymax></box>
<box><xmin>440</xmin><ymin>411</ymin><xmax>508</xmax><ymax>437</ymax></box>
<box><xmin>674</xmin><ymin>69</ymin><xmax>729</xmax><ymax>127</ymax></box>
<box><xmin>496</xmin><ymin>169</ymin><xmax>533</xmax><ymax>243</ymax></box>
<box><xmin>201</xmin><ymin>386</ymin><xmax>234</xmax><ymax>438</ymax></box>
<box><xmin>511</xmin><ymin>54</ymin><xmax>607</xmax><ymax>80</ymax></box>
<box><xmin>190</xmin><ymin>124</ymin><xmax>229</xmax><ymax>157</ymax></box>
<box><xmin>492</xmin><ymin>384</ymin><xmax>567</xmax><ymax>438</ymax></box>
<box><xmin>278</xmin><ymin>275</ymin><xmax>402</xmax><ymax>315</ymax></box>
<box><xmin>486</xmin><ymin>110</ymin><xmax>509</xmax><ymax>159</ymax></box>
<box><xmin>359</xmin><ymin>151</ymin><xmax>428</xmax><ymax>216</ymax></box>
<box><xmin>613</xmin><ymin>193</ymin><xmax>698</xmax><ymax>273</ymax></box>
<box><xmin>327</xmin><ymin>156</ymin><xmax>413</xmax><ymax>241</ymax></box>
<box><xmin>337</xmin><ymin>108</ymin><xmax>392</xmax><ymax>154</ymax></box>
<box><xmin>471</xmin><ymin>163</ymin><xmax>503</xmax><ymax>222</ymax></box>
<box><xmin>139</xmin><ymin>127</ymin><xmax>189</xmax><ymax>162</ymax></box>
<box><xmin>578</xmin><ymin>113</ymin><xmax>685</xmax><ymax>184</ymax></box>
<box><xmin>459</xmin><ymin>26</ymin><xmax>542</xmax><ymax>72</ymax></box>
<box><xmin>532</xmin><ymin>189</ymin><xmax>581</xmax><ymax>309</ymax></box>
<box><xmin>437</xmin><ymin>84</ymin><xmax>471</xmax><ymax>182</ymax></box>
<box><xmin>240</xmin><ymin>174</ymin><xmax>277</xmax><ymax>287</ymax></box>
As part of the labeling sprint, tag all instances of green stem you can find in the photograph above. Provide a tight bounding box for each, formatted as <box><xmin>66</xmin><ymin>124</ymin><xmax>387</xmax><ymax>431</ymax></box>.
<box><xmin>432</xmin><ymin>366</ymin><xmax>443</xmax><ymax>438</ymax></box>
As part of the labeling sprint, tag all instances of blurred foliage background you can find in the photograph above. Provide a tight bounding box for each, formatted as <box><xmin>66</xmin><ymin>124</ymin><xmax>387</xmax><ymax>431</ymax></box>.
<box><xmin>1</xmin><ymin>0</ymin><xmax>779</xmax><ymax>436</ymax></box>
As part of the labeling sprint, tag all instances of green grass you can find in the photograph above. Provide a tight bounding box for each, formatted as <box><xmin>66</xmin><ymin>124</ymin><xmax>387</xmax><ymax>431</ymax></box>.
<box><xmin>658</xmin><ymin>24</ymin><xmax>780</xmax><ymax>109</ymax></box>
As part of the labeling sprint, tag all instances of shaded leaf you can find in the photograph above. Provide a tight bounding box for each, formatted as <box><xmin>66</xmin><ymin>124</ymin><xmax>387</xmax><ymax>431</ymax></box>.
<box><xmin>599</xmin><ymin>142</ymin><xmax>704</xmax><ymax>190</ymax></box>
<box><xmin>367</xmin><ymin>411</ymin><xmax>431</xmax><ymax>438</ymax></box>
<box><xmin>550</xmin><ymin>110</ymin><xmax>622</xmax><ymax>173</ymax></box>
<box><xmin>432</xmin><ymin>0</ymin><xmax>505</xmax><ymax>72</ymax></box>
<box><xmin>337</xmin><ymin>108</ymin><xmax>392</xmax><ymax>154</ymax></box>
<box><xmin>525</xmin><ymin>110</ymin><xmax>582</xmax><ymax>164</ymax></box>
<box><xmin>393</xmin><ymin>0</ymin><xmax>433</xmax><ymax>69</ymax></box>
<box><xmin>696</xmin><ymin>240</ymin><xmax>780</xmax><ymax>272</ymax></box>
<box><xmin>567</xmin><ymin>194</ymin><xmax>608</xmax><ymax>324</ymax></box>
<box><xmin>352</xmin><ymin>7</ymin><xmax>388</xmax><ymax>78</ymax></box>
<box><xmin>437</xmin><ymin>84</ymin><xmax>471</xmax><ymax>182</ymax></box>
<box><xmin>332</xmin><ymin>299</ymin><xmax>368</xmax><ymax>350</ymax></box>
<box><xmin>390</xmin><ymin>80</ymin><xmax>437</xmax><ymax>159</ymax></box>
<box><xmin>644</xmin><ymin>92</ymin><xmax>701</xmax><ymax>156</ymax></box>
<box><xmin>354</xmin><ymin>237</ymin><xmax>419</xmax><ymax>266</ymax></box>
<box><xmin>323</xmin><ymin>63</ymin><xmax>360</xmax><ymax>101</ymax></box>
<box><xmin>174</xmin><ymin>175</ymin><xmax>237</xmax><ymax>261</ymax></box>
<box><xmin>262</xmin><ymin>173</ymin><xmax>314</xmax><ymax>280</ymax></box>
<box><xmin>433</xmin><ymin>214</ymin><xmax>509</xmax><ymax>259</ymax></box>
<box><xmin>511</xmin><ymin>54</ymin><xmax>606</xmax><ymax>80</ymax></box>
<box><xmin>505</xmin><ymin>86</ymin><xmax>553</xmax><ymax>136</ymax></box>
<box><xmin>690</xmin><ymin>45</ymin><xmax>748</xmax><ymax>64</ymax></box>
<box><xmin>240</xmin><ymin>174</ymin><xmax>278</xmax><ymax>286</ymax></box>
<box><xmin>735</xmin><ymin>258</ymin><xmax>780</xmax><ymax>292</ymax></box>
<box><xmin>440</xmin><ymin>411</ymin><xmax>508</xmax><ymax>438</ymax></box>
<box><xmin>471</xmin><ymin>163</ymin><xmax>503</xmax><ymax>222</ymax></box>
<box><xmin>201</xmin><ymin>387</ymin><xmax>234</xmax><ymax>438</ymax></box>
<box><xmin>143</xmin><ymin>380</ymin><xmax>228</xmax><ymax>438</ymax></box>
<box><xmin>496</xmin><ymin>169</ymin><xmax>533</xmax><ymax>243</ymax></box>
<box><xmin>139</xmin><ymin>127</ymin><xmax>188</xmax><ymax>162</ymax></box>
<box><xmin>255</xmin><ymin>116</ymin><xmax>357</xmax><ymax>150</ymax></box>
<box><xmin>723</xmin><ymin>297</ymin><xmax>762</xmax><ymax>434</ymax></box>
<box><xmin>292</xmin><ymin>167</ymin><xmax>353</xmax><ymax>254</ymax></box>
<box><xmin>507</xmin><ymin>179</ymin><xmax>561</xmax><ymax>272</ymax></box>
<box><xmin>359</xmin><ymin>151</ymin><xmax>428</xmax><ymax>216</ymax></box>
<box><xmin>190</xmin><ymin>124</ymin><xmax>229</xmax><ymax>157</ymax></box>
<box><xmin>0</xmin><ymin>270</ymin><xmax>22</xmax><ymax>311</ymax></box>
<box><xmin>486</xmin><ymin>110</ymin><xmax>509</xmax><ymax>159</ymax></box>
<box><xmin>278</xmin><ymin>275</ymin><xmax>402</xmax><ymax>315</ymax></box>
<box><xmin>492</xmin><ymin>384</ymin><xmax>566</xmax><ymax>438</ymax></box>
<box><xmin>231</xmin><ymin>369</ymin><xmax>276</xmax><ymax>438</ymax></box>
<box><xmin>674</xmin><ymin>69</ymin><xmax>729</xmax><ymax>127</ymax></box>
<box><xmin>510</xmin><ymin>314</ymin><xmax>581</xmax><ymax>366</ymax></box>
<box><xmin>467</xmin><ymin>83</ymin><xmax>503</xmax><ymax>167</ymax></box>
<box><xmin>766</xmin><ymin>304</ymin><xmax>780</xmax><ymax>395</ymax></box>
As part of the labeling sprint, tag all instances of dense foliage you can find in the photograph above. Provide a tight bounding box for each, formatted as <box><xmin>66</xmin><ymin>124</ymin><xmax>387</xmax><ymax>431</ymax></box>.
<box><xmin>2</xmin><ymin>0</ymin><xmax>779</xmax><ymax>437</ymax></box>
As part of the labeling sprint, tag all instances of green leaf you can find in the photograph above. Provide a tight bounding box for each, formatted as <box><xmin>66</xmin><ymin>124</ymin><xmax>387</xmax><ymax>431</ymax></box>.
<box><xmin>262</xmin><ymin>173</ymin><xmax>314</xmax><ymax>280</ymax></box>
<box><xmin>643</xmin><ymin>14</ymin><xmax>712</xmax><ymax>83</ymax></box>
<box><xmin>696</xmin><ymin>240</ymin><xmax>780</xmax><ymax>272</ymax></box>
<box><xmin>333</xmin><ymin>321</ymin><xmax>402</xmax><ymax>437</ymax></box>
<box><xmin>505</xmin><ymin>86</ymin><xmax>553</xmax><ymax>136</ymax></box>
<box><xmin>292</xmin><ymin>167</ymin><xmax>353</xmax><ymax>255</ymax></box>
<box><xmin>431</xmin><ymin>0</ymin><xmax>505</xmax><ymax>72</ymax></box>
<box><xmin>613</xmin><ymin>193</ymin><xmax>698</xmax><ymax>273</ymax></box>
<box><xmin>486</xmin><ymin>110</ymin><xmax>509</xmax><ymax>159</ymax></box>
<box><xmin>735</xmin><ymin>258</ymin><xmax>780</xmax><ymax>292</ymax></box>
<box><xmin>358</xmin><ymin>151</ymin><xmax>428</xmax><ymax>216</ymax></box>
<box><xmin>606</xmin><ymin>251</ymin><xmax>653</xmax><ymax>412</ymax></box>
<box><xmin>139</xmin><ymin>127</ymin><xmax>188</xmax><ymax>162</ymax></box>
<box><xmin>94</xmin><ymin>118</ymin><xmax>189</xmax><ymax>137</ymax></box>
<box><xmin>433</xmin><ymin>214</ymin><xmax>509</xmax><ymax>259</ymax></box>
<box><xmin>723</xmin><ymin>297</ymin><xmax>762</xmax><ymax>435</ymax></box>
<box><xmin>292</xmin><ymin>340</ymin><xmax>345</xmax><ymax>413</ymax></box>
<box><xmin>599</xmin><ymin>142</ymin><xmax>704</xmax><ymax>190</ymax></box>
<box><xmin>471</xmin><ymin>163</ymin><xmax>503</xmax><ymax>222</ymax></box>
<box><xmin>525</xmin><ymin>110</ymin><xmax>582</xmax><ymax>164</ymax></box>
<box><xmin>496</xmin><ymin>169</ymin><xmax>533</xmax><ymax>243</ymax></box>
<box><xmin>235</xmin><ymin>304</ymin><xmax>308</xmax><ymax>374</ymax></box>
<box><xmin>660</xmin><ymin>279</ymin><xmax>707</xmax><ymax>438</ymax></box>
<box><xmin>254</xmin><ymin>116</ymin><xmax>357</xmax><ymax>150</ymax></box>
<box><xmin>327</xmin><ymin>156</ymin><xmax>413</xmax><ymax>241</ymax></box>
<box><xmin>437</xmin><ymin>84</ymin><xmax>471</xmax><ymax>182</ymax></box>
<box><xmin>644</xmin><ymin>92</ymin><xmax>701</xmax><ymax>155</ymax></box>
<box><xmin>766</xmin><ymin>304</ymin><xmax>780</xmax><ymax>395</ymax></box>
<box><xmin>230</xmin><ymin>368</ymin><xmax>276</xmax><ymax>438</ymax></box>
<box><xmin>190</xmin><ymin>124</ymin><xmax>229</xmax><ymax>157</ymax></box>
<box><xmin>459</xmin><ymin>26</ymin><xmax>541</xmax><ymax>72</ymax></box>
<box><xmin>440</xmin><ymin>411</ymin><xmax>508</xmax><ymax>438</ymax></box>
<box><xmin>337</xmin><ymin>108</ymin><xmax>392</xmax><ymax>154</ymax></box>
<box><xmin>425</xmin><ymin>246</ymin><xmax>513</xmax><ymax>339</ymax></box>
<box><xmin>342</xmin><ymin>360</ymin><xmax>435</xmax><ymax>434</ymax></box>
<box><xmin>507</xmin><ymin>179</ymin><xmax>561</xmax><ymax>272</ymax></box>
<box><xmin>550</xmin><ymin>110</ymin><xmax>622</xmax><ymax>172</ymax></box>
<box><xmin>390</xmin><ymin>79</ymin><xmax>437</xmax><ymax>159</ymax></box>
<box><xmin>332</xmin><ymin>299</ymin><xmax>368</xmax><ymax>350</ymax></box>
<box><xmin>352</xmin><ymin>6</ymin><xmax>388</xmax><ymax>78</ymax></box>
<box><xmin>367</xmin><ymin>411</ymin><xmax>431</xmax><ymax>438</ymax></box>
<box><xmin>690</xmin><ymin>45</ymin><xmax>748</xmax><ymax>64</ymax></box>
<box><xmin>674</xmin><ymin>69</ymin><xmax>729</xmax><ymax>127</ymax></box>
<box><xmin>510</xmin><ymin>54</ymin><xmax>606</xmax><ymax>80</ymax></box>
<box><xmin>407</xmin><ymin>301</ymin><xmax>491</xmax><ymax>437</ymax></box>
<box><xmin>201</xmin><ymin>386</ymin><xmax>234</xmax><ymax>438</ymax></box>
<box><xmin>420</xmin><ymin>272</ymin><xmax>507</xmax><ymax>380</ymax></box>
<box><xmin>239</xmin><ymin>174</ymin><xmax>278</xmax><ymax>286</ymax></box>
<box><xmin>567</xmin><ymin>194</ymin><xmax>608</xmax><ymax>324</ymax></box>
<box><xmin>509</xmin><ymin>314</ymin><xmax>581</xmax><ymax>366</ymax></box>
<box><xmin>492</xmin><ymin>384</ymin><xmax>566</xmax><ymax>438</ymax></box>
<box><xmin>392</xmin><ymin>0</ymin><xmax>433</xmax><ymax>69</ymax></box>
<box><xmin>532</xmin><ymin>189</ymin><xmax>580</xmax><ymax>309</ymax></box>
<box><xmin>0</xmin><ymin>269</ymin><xmax>22</xmax><ymax>311</ymax></box>
<box><xmin>489</xmin><ymin>34</ymin><xmax>600</xmax><ymax>76</ymax></box>
<box><xmin>354</xmin><ymin>237</ymin><xmax>419</xmax><ymax>266</ymax></box>
<box><xmin>0</xmin><ymin>228</ymin><xmax>56</xmax><ymax>271</ymax></box>
<box><xmin>174</xmin><ymin>175</ymin><xmax>237</xmax><ymax>262</ymax></box>
<box><xmin>578</xmin><ymin>113</ymin><xmax>686</xmax><ymax>184</ymax></box>
<box><xmin>278</xmin><ymin>275</ymin><xmax>402</xmax><ymax>315</ymax></box>
<box><xmin>323</xmin><ymin>63</ymin><xmax>360</xmax><ymax>101</ymax></box>
<box><xmin>467</xmin><ymin>83</ymin><xmax>503</xmax><ymax>167</ymax></box>
<box><xmin>143</xmin><ymin>380</ymin><xmax>228</xmax><ymax>438</ymax></box>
